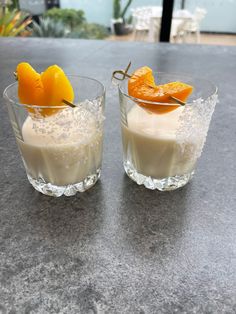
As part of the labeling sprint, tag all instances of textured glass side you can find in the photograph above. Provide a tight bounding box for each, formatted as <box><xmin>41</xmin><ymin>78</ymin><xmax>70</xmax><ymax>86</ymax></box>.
<box><xmin>119</xmin><ymin>88</ymin><xmax>128</xmax><ymax>127</ymax></box>
<box><xmin>176</xmin><ymin>94</ymin><xmax>218</xmax><ymax>162</ymax></box>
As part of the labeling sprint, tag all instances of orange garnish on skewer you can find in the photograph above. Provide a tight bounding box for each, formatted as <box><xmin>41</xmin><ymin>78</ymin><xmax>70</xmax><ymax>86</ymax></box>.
<box><xmin>112</xmin><ymin>63</ymin><xmax>193</xmax><ymax>114</ymax></box>
<box><xmin>128</xmin><ymin>66</ymin><xmax>193</xmax><ymax>114</ymax></box>
<box><xmin>16</xmin><ymin>62</ymin><xmax>74</xmax><ymax>117</ymax></box>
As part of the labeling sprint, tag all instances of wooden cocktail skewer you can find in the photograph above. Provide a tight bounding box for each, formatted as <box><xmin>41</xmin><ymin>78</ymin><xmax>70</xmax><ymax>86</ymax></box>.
<box><xmin>62</xmin><ymin>99</ymin><xmax>76</xmax><ymax>108</ymax></box>
<box><xmin>13</xmin><ymin>72</ymin><xmax>76</xmax><ymax>108</ymax></box>
<box><xmin>112</xmin><ymin>63</ymin><xmax>186</xmax><ymax>106</ymax></box>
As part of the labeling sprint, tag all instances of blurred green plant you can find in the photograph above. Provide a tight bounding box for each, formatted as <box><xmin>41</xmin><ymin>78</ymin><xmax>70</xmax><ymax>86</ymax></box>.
<box><xmin>44</xmin><ymin>8</ymin><xmax>85</xmax><ymax>30</ymax></box>
<box><xmin>69</xmin><ymin>23</ymin><xmax>109</xmax><ymax>40</ymax></box>
<box><xmin>7</xmin><ymin>0</ymin><xmax>19</xmax><ymax>10</ymax></box>
<box><xmin>30</xmin><ymin>17</ymin><xmax>66</xmax><ymax>38</ymax></box>
<box><xmin>113</xmin><ymin>0</ymin><xmax>121</xmax><ymax>19</ymax></box>
<box><xmin>0</xmin><ymin>7</ymin><xmax>31</xmax><ymax>37</ymax></box>
<box><xmin>126</xmin><ymin>15</ymin><xmax>133</xmax><ymax>25</ymax></box>
<box><xmin>113</xmin><ymin>0</ymin><xmax>133</xmax><ymax>20</ymax></box>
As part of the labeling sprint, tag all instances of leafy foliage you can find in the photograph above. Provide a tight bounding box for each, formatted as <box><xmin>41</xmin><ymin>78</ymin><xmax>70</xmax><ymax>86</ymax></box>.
<box><xmin>113</xmin><ymin>0</ymin><xmax>133</xmax><ymax>19</ymax></box>
<box><xmin>44</xmin><ymin>8</ymin><xmax>85</xmax><ymax>30</ymax></box>
<box><xmin>113</xmin><ymin>0</ymin><xmax>121</xmax><ymax>19</ymax></box>
<box><xmin>121</xmin><ymin>0</ymin><xmax>133</xmax><ymax>19</ymax></box>
<box><xmin>69</xmin><ymin>23</ymin><xmax>109</xmax><ymax>40</ymax></box>
<box><xmin>7</xmin><ymin>0</ymin><xmax>19</xmax><ymax>10</ymax></box>
<box><xmin>30</xmin><ymin>17</ymin><xmax>66</xmax><ymax>38</ymax></box>
<box><xmin>0</xmin><ymin>7</ymin><xmax>31</xmax><ymax>37</ymax></box>
<box><xmin>3</xmin><ymin>6</ymin><xmax>108</xmax><ymax>40</ymax></box>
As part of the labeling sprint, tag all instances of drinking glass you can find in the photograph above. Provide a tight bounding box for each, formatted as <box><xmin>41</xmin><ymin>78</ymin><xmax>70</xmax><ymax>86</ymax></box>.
<box><xmin>4</xmin><ymin>76</ymin><xmax>105</xmax><ymax>197</ymax></box>
<box><xmin>118</xmin><ymin>73</ymin><xmax>218</xmax><ymax>191</ymax></box>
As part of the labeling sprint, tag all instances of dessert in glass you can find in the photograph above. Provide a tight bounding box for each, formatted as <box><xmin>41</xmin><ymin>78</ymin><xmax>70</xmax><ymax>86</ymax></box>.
<box><xmin>4</xmin><ymin>63</ymin><xmax>105</xmax><ymax>197</ymax></box>
<box><xmin>115</xmin><ymin>65</ymin><xmax>218</xmax><ymax>191</ymax></box>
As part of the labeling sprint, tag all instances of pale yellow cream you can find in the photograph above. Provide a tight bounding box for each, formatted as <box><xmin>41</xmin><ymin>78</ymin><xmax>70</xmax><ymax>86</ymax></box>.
<box><xmin>17</xmin><ymin>107</ymin><xmax>103</xmax><ymax>186</ymax></box>
<box><xmin>122</xmin><ymin>106</ymin><xmax>197</xmax><ymax>179</ymax></box>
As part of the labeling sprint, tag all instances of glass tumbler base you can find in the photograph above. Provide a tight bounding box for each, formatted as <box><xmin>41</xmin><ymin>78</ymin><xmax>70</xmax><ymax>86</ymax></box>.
<box><xmin>124</xmin><ymin>161</ymin><xmax>194</xmax><ymax>191</ymax></box>
<box><xmin>27</xmin><ymin>168</ymin><xmax>101</xmax><ymax>197</ymax></box>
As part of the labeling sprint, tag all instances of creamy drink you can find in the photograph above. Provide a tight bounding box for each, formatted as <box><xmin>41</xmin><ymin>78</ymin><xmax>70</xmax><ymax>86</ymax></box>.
<box><xmin>4</xmin><ymin>63</ymin><xmax>105</xmax><ymax>196</ymax></box>
<box><xmin>122</xmin><ymin>105</ymin><xmax>197</xmax><ymax>179</ymax></box>
<box><xmin>113</xmin><ymin>65</ymin><xmax>217</xmax><ymax>190</ymax></box>
<box><xmin>17</xmin><ymin>107</ymin><xmax>103</xmax><ymax>186</ymax></box>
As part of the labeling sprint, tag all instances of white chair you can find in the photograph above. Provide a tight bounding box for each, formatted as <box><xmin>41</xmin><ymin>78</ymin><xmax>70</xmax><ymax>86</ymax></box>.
<box><xmin>171</xmin><ymin>18</ymin><xmax>192</xmax><ymax>43</ymax></box>
<box><xmin>132</xmin><ymin>7</ymin><xmax>152</xmax><ymax>41</ymax></box>
<box><xmin>184</xmin><ymin>7</ymin><xmax>207</xmax><ymax>43</ymax></box>
<box><xmin>148</xmin><ymin>16</ymin><xmax>161</xmax><ymax>42</ymax></box>
<box><xmin>148</xmin><ymin>8</ymin><xmax>193</xmax><ymax>43</ymax></box>
<box><xmin>148</xmin><ymin>17</ymin><xmax>189</xmax><ymax>43</ymax></box>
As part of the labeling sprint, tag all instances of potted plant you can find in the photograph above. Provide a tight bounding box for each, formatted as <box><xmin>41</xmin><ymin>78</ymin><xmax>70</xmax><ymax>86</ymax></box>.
<box><xmin>111</xmin><ymin>0</ymin><xmax>133</xmax><ymax>36</ymax></box>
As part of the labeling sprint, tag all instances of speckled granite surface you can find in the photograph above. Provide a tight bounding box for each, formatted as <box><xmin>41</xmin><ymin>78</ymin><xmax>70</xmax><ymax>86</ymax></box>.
<box><xmin>0</xmin><ymin>38</ymin><xmax>236</xmax><ymax>314</ymax></box>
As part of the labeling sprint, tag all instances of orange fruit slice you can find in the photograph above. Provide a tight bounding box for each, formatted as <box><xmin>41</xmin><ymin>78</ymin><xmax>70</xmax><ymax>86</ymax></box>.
<box><xmin>17</xmin><ymin>63</ymin><xmax>44</xmax><ymax>114</ymax></box>
<box><xmin>40</xmin><ymin>65</ymin><xmax>74</xmax><ymax>117</ymax></box>
<box><xmin>128</xmin><ymin>66</ymin><xmax>193</xmax><ymax>114</ymax></box>
<box><xmin>17</xmin><ymin>62</ymin><xmax>74</xmax><ymax>117</ymax></box>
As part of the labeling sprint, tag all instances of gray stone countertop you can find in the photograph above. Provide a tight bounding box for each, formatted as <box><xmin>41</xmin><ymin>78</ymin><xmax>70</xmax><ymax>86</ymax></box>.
<box><xmin>0</xmin><ymin>38</ymin><xmax>236</xmax><ymax>313</ymax></box>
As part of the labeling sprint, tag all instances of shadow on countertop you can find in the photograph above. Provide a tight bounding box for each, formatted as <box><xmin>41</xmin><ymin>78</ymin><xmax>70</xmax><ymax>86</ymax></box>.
<box><xmin>11</xmin><ymin>171</ymin><xmax>192</xmax><ymax>263</ymax></box>
<box><xmin>116</xmin><ymin>174</ymin><xmax>192</xmax><ymax>258</ymax></box>
<box><xmin>21</xmin><ymin>180</ymin><xmax>106</xmax><ymax>246</ymax></box>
